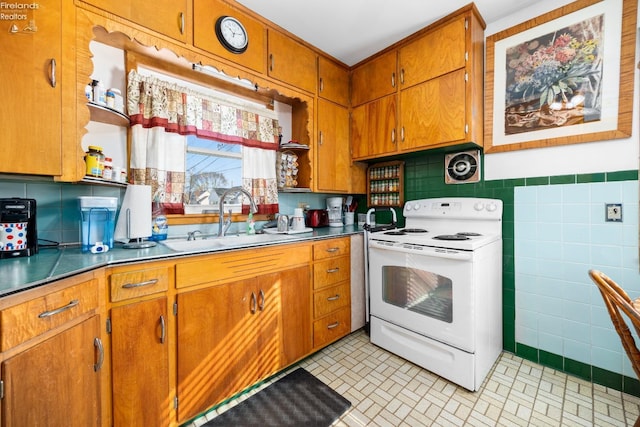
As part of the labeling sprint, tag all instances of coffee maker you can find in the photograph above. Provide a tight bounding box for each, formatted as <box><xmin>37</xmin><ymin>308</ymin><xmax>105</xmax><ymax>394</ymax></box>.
<box><xmin>326</xmin><ymin>197</ymin><xmax>343</xmax><ymax>227</ymax></box>
<box><xmin>0</xmin><ymin>198</ymin><xmax>38</xmax><ymax>258</ymax></box>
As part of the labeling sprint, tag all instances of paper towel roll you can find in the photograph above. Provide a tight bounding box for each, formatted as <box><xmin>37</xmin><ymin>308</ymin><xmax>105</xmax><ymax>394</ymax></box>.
<box><xmin>114</xmin><ymin>185</ymin><xmax>152</xmax><ymax>243</ymax></box>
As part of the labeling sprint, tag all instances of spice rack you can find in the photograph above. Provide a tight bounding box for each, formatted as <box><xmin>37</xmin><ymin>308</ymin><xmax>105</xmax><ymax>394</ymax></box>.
<box><xmin>367</xmin><ymin>160</ymin><xmax>404</xmax><ymax>207</ymax></box>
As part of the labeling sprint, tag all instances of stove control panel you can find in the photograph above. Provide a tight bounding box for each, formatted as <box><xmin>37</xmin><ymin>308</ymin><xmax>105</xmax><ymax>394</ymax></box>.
<box><xmin>402</xmin><ymin>197</ymin><xmax>503</xmax><ymax>220</ymax></box>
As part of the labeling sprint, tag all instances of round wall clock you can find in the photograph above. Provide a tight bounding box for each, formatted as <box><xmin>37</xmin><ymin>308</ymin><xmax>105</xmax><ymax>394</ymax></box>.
<box><xmin>215</xmin><ymin>16</ymin><xmax>249</xmax><ymax>54</ymax></box>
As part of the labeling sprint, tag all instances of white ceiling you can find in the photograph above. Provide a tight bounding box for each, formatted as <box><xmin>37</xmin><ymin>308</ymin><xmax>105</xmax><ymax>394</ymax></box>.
<box><xmin>236</xmin><ymin>0</ymin><xmax>540</xmax><ymax>66</ymax></box>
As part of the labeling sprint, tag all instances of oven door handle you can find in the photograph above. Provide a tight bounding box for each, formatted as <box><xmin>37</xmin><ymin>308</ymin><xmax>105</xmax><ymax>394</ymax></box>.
<box><xmin>369</xmin><ymin>241</ymin><xmax>473</xmax><ymax>261</ymax></box>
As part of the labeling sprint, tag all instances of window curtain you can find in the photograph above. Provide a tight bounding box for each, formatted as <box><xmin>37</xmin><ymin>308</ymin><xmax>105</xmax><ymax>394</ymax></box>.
<box><xmin>126</xmin><ymin>69</ymin><xmax>280</xmax><ymax>214</ymax></box>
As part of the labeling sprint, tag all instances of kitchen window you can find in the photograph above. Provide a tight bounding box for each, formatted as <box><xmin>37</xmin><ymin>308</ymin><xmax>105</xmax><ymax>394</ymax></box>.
<box><xmin>183</xmin><ymin>136</ymin><xmax>243</xmax><ymax>214</ymax></box>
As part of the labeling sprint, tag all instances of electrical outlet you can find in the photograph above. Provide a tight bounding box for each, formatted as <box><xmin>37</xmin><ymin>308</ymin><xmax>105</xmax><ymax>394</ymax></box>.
<box><xmin>605</xmin><ymin>203</ymin><xmax>622</xmax><ymax>222</ymax></box>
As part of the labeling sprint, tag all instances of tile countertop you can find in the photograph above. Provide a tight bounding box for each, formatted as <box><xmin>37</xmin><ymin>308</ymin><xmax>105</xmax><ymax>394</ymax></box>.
<box><xmin>0</xmin><ymin>226</ymin><xmax>364</xmax><ymax>298</ymax></box>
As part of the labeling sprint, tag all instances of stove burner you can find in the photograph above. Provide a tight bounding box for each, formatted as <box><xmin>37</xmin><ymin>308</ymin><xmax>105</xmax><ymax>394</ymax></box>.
<box><xmin>384</xmin><ymin>228</ymin><xmax>428</xmax><ymax>236</ymax></box>
<box><xmin>457</xmin><ymin>232</ymin><xmax>482</xmax><ymax>237</ymax></box>
<box><xmin>403</xmin><ymin>228</ymin><xmax>428</xmax><ymax>233</ymax></box>
<box><xmin>433</xmin><ymin>234</ymin><xmax>470</xmax><ymax>241</ymax></box>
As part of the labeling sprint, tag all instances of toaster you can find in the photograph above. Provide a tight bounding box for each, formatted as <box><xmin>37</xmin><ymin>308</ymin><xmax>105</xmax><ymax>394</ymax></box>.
<box><xmin>305</xmin><ymin>209</ymin><xmax>329</xmax><ymax>227</ymax></box>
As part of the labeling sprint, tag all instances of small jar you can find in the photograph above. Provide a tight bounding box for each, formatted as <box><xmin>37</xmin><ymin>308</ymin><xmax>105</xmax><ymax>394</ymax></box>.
<box><xmin>85</xmin><ymin>146</ymin><xmax>104</xmax><ymax>177</ymax></box>
<box><xmin>85</xmin><ymin>83</ymin><xmax>93</xmax><ymax>102</ymax></box>
<box><xmin>92</xmin><ymin>80</ymin><xmax>106</xmax><ymax>106</ymax></box>
<box><xmin>105</xmin><ymin>89</ymin><xmax>115</xmax><ymax>109</ymax></box>
<box><xmin>109</xmin><ymin>88</ymin><xmax>124</xmax><ymax>112</ymax></box>
<box><xmin>102</xmin><ymin>157</ymin><xmax>113</xmax><ymax>180</ymax></box>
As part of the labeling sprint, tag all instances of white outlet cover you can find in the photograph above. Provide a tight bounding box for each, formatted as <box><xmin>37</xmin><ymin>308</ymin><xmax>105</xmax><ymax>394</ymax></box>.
<box><xmin>605</xmin><ymin>203</ymin><xmax>622</xmax><ymax>222</ymax></box>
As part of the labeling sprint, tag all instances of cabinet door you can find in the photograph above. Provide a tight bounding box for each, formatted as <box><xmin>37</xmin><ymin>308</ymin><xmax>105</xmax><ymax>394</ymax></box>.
<box><xmin>0</xmin><ymin>0</ymin><xmax>62</xmax><ymax>175</ymax></box>
<box><xmin>351</xmin><ymin>50</ymin><xmax>397</xmax><ymax>106</ymax></box>
<box><xmin>268</xmin><ymin>30</ymin><xmax>317</xmax><ymax>93</ymax></box>
<box><xmin>316</xmin><ymin>99</ymin><xmax>349</xmax><ymax>192</ymax></box>
<box><xmin>1</xmin><ymin>316</ymin><xmax>101</xmax><ymax>427</ymax></box>
<box><xmin>399</xmin><ymin>69</ymin><xmax>466</xmax><ymax>151</ymax></box>
<box><xmin>399</xmin><ymin>15</ymin><xmax>466</xmax><ymax>88</ymax></box>
<box><xmin>351</xmin><ymin>94</ymin><xmax>397</xmax><ymax>160</ymax></box>
<box><xmin>111</xmin><ymin>297</ymin><xmax>170</xmax><ymax>427</ymax></box>
<box><xmin>177</xmin><ymin>279</ymin><xmax>257</xmax><ymax>422</ymax></box>
<box><xmin>318</xmin><ymin>56</ymin><xmax>349</xmax><ymax>106</ymax></box>
<box><xmin>279</xmin><ymin>266</ymin><xmax>311</xmax><ymax>366</ymax></box>
<box><xmin>193</xmin><ymin>0</ymin><xmax>266</xmax><ymax>73</ymax></box>
<box><xmin>84</xmin><ymin>0</ymin><xmax>188</xmax><ymax>41</ymax></box>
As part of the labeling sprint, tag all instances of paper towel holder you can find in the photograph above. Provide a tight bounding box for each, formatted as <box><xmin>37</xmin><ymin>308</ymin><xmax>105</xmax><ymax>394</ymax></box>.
<box><xmin>122</xmin><ymin>208</ymin><xmax>156</xmax><ymax>249</ymax></box>
<box><xmin>115</xmin><ymin>184</ymin><xmax>157</xmax><ymax>249</ymax></box>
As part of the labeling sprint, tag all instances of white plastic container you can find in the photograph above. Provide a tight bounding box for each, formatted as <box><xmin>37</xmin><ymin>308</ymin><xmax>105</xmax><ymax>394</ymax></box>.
<box><xmin>79</xmin><ymin>196</ymin><xmax>118</xmax><ymax>253</ymax></box>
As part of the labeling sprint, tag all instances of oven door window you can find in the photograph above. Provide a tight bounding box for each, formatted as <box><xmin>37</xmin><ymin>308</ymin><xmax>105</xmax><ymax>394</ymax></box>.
<box><xmin>382</xmin><ymin>266</ymin><xmax>452</xmax><ymax>323</ymax></box>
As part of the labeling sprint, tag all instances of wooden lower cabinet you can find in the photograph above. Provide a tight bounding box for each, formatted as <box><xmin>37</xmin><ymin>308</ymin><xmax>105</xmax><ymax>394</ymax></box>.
<box><xmin>1</xmin><ymin>315</ymin><xmax>102</xmax><ymax>427</ymax></box>
<box><xmin>176</xmin><ymin>266</ymin><xmax>310</xmax><ymax>423</ymax></box>
<box><xmin>110</xmin><ymin>297</ymin><xmax>171</xmax><ymax>427</ymax></box>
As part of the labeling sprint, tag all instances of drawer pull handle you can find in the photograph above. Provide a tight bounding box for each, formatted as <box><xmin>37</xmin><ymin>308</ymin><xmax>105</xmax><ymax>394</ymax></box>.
<box><xmin>327</xmin><ymin>321</ymin><xmax>340</xmax><ymax>329</ymax></box>
<box><xmin>159</xmin><ymin>315</ymin><xmax>166</xmax><ymax>344</ymax></box>
<box><xmin>38</xmin><ymin>299</ymin><xmax>79</xmax><ymax>318</ymax></box>
<box><xmin>327</xmin><ymin>268</ymin><xmax>340</xmax><ymax>273</ymax></box>
<box><xmin>259</xmin><ymin>289</ymin><xmax>265</xmax><ymax>311</ymax></box>
<box><xmin>122</xmin><ymin>278</ymin><xmax>158</xmax><ymax>289</ymax></box>
<box><xmin>250</xmin><ymin>292</ymin><xmax>257</xmax><ymax>314</ymax></box>
<box><xmin>94</xmin><ymin>337</ymin><xmax>104</xmax><ymax>372</ymax></box>
<box><xmin>327</xmin><ymin>294</ymin><xmax>340</xmax><ymax>301</ymax></box>
<box><xmin>179</xmin><ymin>12</ymin><xmax>185</xmax><ymax>35</ymax></box>
<box><xmin>326</xmin><ymin>247</ymin><xmax>339</xmax><ymax>253</ymax></box>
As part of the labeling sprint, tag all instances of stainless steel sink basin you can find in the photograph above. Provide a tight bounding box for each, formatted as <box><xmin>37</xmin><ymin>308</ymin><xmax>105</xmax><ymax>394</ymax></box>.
<box><xmin>160</xmin><ymin>233</ymin><xmax>285</xmax><ymax>252</ymax></box>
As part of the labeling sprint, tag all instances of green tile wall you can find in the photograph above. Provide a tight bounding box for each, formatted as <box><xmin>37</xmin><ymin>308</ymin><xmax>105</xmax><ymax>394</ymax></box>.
<box><xmin>398</xmin><ymin>150</ymin><xmax>640</xmax><ymax>397</ymax></box>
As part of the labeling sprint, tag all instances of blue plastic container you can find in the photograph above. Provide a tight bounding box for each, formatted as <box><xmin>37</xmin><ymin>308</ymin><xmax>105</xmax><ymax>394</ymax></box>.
<box><xmin>79</xmin><ymin>197</ymin><xmax>118</xmax><ymax>253</ymax></box>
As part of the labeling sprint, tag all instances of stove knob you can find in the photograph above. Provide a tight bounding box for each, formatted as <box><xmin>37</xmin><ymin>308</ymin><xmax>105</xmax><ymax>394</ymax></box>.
<box><xmin>413</xmin><ymin>202</ymin><xmax>421</xmax><ymax>211</ymax></box>
<box><xmin>486</xmin><ymin>203</ymin><xmax>497</xmax><ymax>212</ymax></box>
<box><xmin>405</xmin><ymin>204</ymin><xmax>412</xmax><ymax>211</ymax></box>
<box><xmin>474</xmin><ymin>202</ymin><xmax>485</xmax><ymax>211</ymax></box>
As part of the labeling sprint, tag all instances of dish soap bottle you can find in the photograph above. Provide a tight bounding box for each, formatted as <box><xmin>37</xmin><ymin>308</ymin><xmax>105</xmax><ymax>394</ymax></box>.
<box><xmin>246</xmin><ymin>212</ymin><xmax>256</xmax><ymax>235</ymax></box>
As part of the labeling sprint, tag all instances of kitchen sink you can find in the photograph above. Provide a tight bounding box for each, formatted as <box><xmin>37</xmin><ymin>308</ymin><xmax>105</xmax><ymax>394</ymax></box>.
<box><xmin>160</xmin><ymin>233</ymin><xmax>286</xmax><ymax>252</ymax></box>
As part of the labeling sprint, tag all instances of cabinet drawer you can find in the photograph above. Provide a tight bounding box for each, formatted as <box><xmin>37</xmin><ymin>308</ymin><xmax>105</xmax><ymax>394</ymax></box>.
<box><xmin>176</xmin><ymin>244</ymin><xmax>311</xmax><ymax>289</ymax></box>
<box><xmin>0</xmin><ymin>280</ymin><xmax>98</xmax><ymax>351</ymax></box>
<box><xmin>314</xmin><ymin>282</ymin><xmax>350</xmax><ymax>319</ymax></box>
<box><xmin>313</xmin><ymin>256</ymin><xmax>350</xmax><ymax>289</ymax></box>
<box><xmin>110</xmin><ymin>266</ymin><xmax>170</xmax><ymax>302</ymax></box>
<box><xmin>313</xmin><ymin>306</ymin><xmax>350</xmax><ymax>348</ymax></box>
<box><xmin>313</xmin><ymin>237</ymin><xmax>350</xmax><ymax>261</ymax></box>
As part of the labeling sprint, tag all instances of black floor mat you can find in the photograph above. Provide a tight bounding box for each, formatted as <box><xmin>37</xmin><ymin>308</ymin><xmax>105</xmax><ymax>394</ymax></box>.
<box><xmin>202</xmin><ymin>368</ymin><xmax>351</xmax><ymax>427</ymax></box>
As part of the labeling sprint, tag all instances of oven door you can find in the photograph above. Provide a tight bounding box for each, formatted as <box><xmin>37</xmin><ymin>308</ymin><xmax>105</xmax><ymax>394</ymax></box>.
<box><xmin>368</xmin><ymin>240</ymin><xmax>475</xmax><ymax>353</ymax></box>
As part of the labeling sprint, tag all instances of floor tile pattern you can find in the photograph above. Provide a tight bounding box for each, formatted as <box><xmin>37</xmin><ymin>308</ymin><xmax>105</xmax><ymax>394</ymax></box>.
<box><xmin>190</xmin><ymin>330</ymin><xmax>640</xmax><ymax>426</ymax></box>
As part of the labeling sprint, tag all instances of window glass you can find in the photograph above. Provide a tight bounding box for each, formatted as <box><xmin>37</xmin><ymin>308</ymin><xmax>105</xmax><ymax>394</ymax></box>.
<box><xmin>184</xmin><ymin>135</ymin><xmax>242</xmax><ymax>213</ymax></box>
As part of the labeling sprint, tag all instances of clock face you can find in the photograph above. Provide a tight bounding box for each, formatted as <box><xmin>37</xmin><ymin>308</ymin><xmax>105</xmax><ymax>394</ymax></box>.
<box><xmin>215</xmin><ymin>16</ymin><xmax>248</xmax><ymax>53</ymax></box>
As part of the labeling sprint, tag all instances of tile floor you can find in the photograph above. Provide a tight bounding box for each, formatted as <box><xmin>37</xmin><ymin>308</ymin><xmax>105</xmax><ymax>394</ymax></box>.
<box><xmin>189</xmin><ymin>329</ymin><xmax>640</xmax><ymax>426</ymax></box>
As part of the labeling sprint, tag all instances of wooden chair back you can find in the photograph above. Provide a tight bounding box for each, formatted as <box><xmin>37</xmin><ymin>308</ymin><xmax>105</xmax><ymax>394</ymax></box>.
<box><xmin>589</xmin><ymin>269</ymin><xmax>640</xmax><ymax>380</ymax></box>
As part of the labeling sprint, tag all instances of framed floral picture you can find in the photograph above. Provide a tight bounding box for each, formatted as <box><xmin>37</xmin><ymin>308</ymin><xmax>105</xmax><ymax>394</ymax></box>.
<box><xmin>485</xmin><ymin>0</ymin><xmax>636</xmax><ymax>153</ymax></box>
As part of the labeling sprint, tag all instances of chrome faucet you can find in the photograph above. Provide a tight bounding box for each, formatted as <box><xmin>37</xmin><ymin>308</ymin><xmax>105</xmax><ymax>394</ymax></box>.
<box><xmin>187</xmin><ymin>230</ymin><xmax>202</xmax><ymax>241</ymax></box>
<box><xmin>217</xmin><ymin>187</ymin><xmax>258</xmax><ymax>237</ymax></box>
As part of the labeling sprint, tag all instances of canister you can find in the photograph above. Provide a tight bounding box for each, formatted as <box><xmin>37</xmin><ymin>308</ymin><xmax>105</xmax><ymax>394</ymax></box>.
<box><xmin>85</xmin><ymin>146</ymin><xmax>104</xmax><ymax>178</ymax></box>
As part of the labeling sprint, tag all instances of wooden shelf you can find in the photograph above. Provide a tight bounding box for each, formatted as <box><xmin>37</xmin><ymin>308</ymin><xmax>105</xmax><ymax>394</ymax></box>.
<box><xmin>87</xmin><ymin>102</ymin><xmax>129</xmax><ymax>127</ymax></box>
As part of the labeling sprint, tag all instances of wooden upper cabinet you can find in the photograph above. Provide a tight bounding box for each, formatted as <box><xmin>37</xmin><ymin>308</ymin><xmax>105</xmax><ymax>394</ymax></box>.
<box><xmin>316</xmin><ymin>99</ymin><xmax>350</xmax><ymax>193</ymax></box>
<box><xmin>399</xmin><ymin>69</ymin><xmax>467</xmax><ymax>151</ymax></box>
<box><xmin>83</xmin><ymin>0</ymin><xmax>189</xmax><ymax>41</ymax></box>
<box><xmin>267</xmin><ymin>29</ymin><xmax>317</xmax><ymax>93</ymax></box>
<box><xmin>193</xmin><ymin>0</ymin><xmax>266</xmax><ymax>73</ymax></box>
<box><xmin>318</xmin><ymin>56</ymin><xmax>349</xmax><ymax>106</ymax></box>
<box><xmin>0</xmin><ymin>0</ymin><xmax>63</xmax><ymax>176</ymax></box>
<box><xmin>399</xmin><ymin>15</ymin><xmax>466</xmax><ymax>88</ymax></box>
<box><xmin>351</xmin><ymin>94</ymin><xmax>398</xmax><ymax>160</ymax></box>
<box><xmin>351</xmin><ymin>50</ymin><xmax>397</xmax><ymax>107</ymax></box>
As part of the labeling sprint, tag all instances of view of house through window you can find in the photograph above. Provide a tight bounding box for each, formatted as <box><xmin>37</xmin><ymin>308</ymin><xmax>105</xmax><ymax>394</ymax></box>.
<box><xmin>184</xmin><ymin>135</ymin><xmax>243</xmax><ymax>214</ymax></box>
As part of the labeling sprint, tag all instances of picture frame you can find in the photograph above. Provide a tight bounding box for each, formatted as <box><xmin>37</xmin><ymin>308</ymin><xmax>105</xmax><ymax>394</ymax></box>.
<box><xmin>484</xmin><ymin>0</ymin><xmax>637</xmax><ymax>153</ymax></box>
